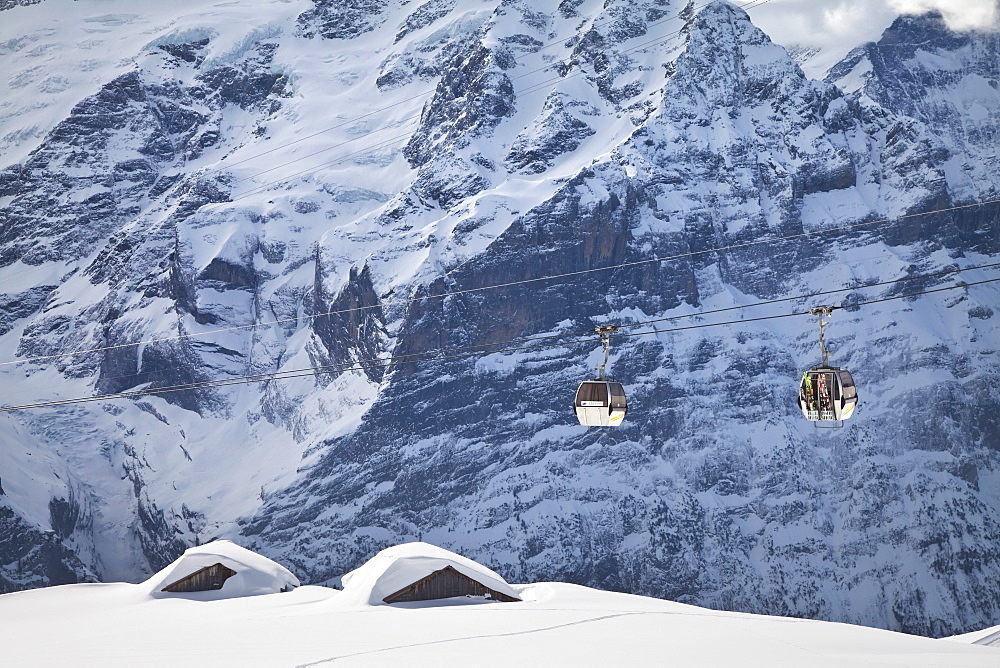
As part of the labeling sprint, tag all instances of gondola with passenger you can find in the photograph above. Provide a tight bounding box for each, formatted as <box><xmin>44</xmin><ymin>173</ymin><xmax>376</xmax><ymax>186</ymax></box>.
<box><xmin>798</xmin><ymin>307</ymin><xmax>858</xmax><ymax>427</ymax></box>
<box><xmin>798</xmin><ymin>366</ymin><xmax>857</xmax><ymax>422</ymax></box>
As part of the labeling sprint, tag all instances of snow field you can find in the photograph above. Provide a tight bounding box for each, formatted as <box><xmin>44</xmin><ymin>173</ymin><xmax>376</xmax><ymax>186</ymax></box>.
<box><xmin>1</xmin><ymin>576</ymin><xmax>997</xmax><ymax>667</ymax></box>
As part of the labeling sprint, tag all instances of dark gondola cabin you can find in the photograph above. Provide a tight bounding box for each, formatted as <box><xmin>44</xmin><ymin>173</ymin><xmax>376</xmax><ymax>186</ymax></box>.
<box><xmin>798</xmin><ymin>366</ymin><xmax>858</xmax><ymax>423</ymax></box>
<box><xmin>798</xmin><ymin>306</ymin><xmax>858</xmax><ymax>427</ymax></box>
<box><xmin>574</xmin><ymin>380</ymin><xmax>628</xmax><ymax>427</ymax></box>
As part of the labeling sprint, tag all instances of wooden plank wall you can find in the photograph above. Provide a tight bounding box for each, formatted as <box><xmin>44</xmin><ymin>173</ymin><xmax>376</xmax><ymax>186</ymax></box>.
<box><xmin>383</xmin><ymin>566</ymin><xmax>520</xmax><ymax>603</ymax></box>
<box><xmin>162</xmin><ymin>563</ymin><xmax>237</xmax><ymax>593</ymax></box>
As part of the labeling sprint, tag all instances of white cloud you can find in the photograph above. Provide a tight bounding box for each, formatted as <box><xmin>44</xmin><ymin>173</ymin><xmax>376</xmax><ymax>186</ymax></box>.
<box><xmin>888</xmin><ymin>0</ymin><xmax>999</xmax><ymax>31</ymax></box>
<box><xmin>745</xmin><ymin>0</ymin><xmax>999</xmax><ymax>55</ymax></box>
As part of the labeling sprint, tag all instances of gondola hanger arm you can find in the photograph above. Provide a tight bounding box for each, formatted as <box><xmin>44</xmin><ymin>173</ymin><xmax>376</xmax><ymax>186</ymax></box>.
<box><xmin>806</xmin><ymin>306</ymin><xmax>835</xmax><ymax>366</ymax></box>
<box><xmin>593</xmin><ymin>325</ymin><xmax>619</xmax><ymax>381</ymax></box>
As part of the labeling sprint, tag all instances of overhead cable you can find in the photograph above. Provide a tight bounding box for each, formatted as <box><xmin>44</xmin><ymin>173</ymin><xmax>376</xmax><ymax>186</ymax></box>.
<box><xmin>203</xmin><ymin>0</ymin><xmax>755</xmax><ymax>182</ymax></box>
<box><xmin>3</xmin><ymin>273</ymin><xmax>997</xmax><ymax>413</ymax></box>
<box><xmin>3</xmin><ymin>207</ymin><xmax>997</xmax><ymax>369</ymax></box>
<box><xmin>44</xmin><ymin>259</ymin><xmax>1000</xmax><ymax>389</ymax></box>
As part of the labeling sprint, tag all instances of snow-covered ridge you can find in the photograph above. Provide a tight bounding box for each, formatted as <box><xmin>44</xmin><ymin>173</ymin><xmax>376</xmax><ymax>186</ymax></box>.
<box><xmin>826</xmin><ymin>12</ymin><xmax>1000</xmax><ymax>202</ymax></box>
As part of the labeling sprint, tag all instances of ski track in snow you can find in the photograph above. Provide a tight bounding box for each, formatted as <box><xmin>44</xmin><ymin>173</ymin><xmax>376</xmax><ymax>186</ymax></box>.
<box><xmin>295</xmin><ymin>611</ymin><xmax>659</xmax><ymax>666</ymax></box>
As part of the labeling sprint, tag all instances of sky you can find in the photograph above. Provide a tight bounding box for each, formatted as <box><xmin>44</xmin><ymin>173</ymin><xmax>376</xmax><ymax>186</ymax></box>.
<box><xmin>745</xmin><ymin>0</ymin><xmax>1000</xmax><ymax>57</ymax></box>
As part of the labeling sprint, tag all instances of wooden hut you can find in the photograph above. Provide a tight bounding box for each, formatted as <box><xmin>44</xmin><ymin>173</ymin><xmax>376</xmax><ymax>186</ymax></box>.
<box><xmin>143</xmin><ymin>540</ymin><xmax>299</xmax><ymax>599</ymax></box>
<box><xmin>383</xmin><ymin>565</ymin><xmax>520</xmax><ymax>603</ymax></box>
<box><xmin>161</xmin><ymin>563</ymin><xmax>237</xmax><ymax>593</ymax></box>
<box><xmin>339</xmin><ymin>541</ymin><xmax>522</xmax><ymax>606</ymax></box>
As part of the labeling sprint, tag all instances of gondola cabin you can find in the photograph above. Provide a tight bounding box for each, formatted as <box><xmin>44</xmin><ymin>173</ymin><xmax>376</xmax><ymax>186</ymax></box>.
<box><xmin>574</xmin><ymin>380</ymin><xmax>628</xmax><ymax>427</ymax></box>
<box><xmin>798</xmin><ymin>366</ymin><xmax>858</xmax><ymax>423</ymax></box>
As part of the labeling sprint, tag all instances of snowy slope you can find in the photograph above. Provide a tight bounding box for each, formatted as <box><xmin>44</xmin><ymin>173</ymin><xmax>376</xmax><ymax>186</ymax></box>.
<box><xmin>1</xmin><ymin>577</ymin><xmax>998</xmax><ymax>667</ymax></box>
<box><xmin>0</xmin><ymin>0</ymin><xmax>998</xmax><ymax>640</ymax></box>
<box><xmin>950</xmin><ymin>623</ymin><xmax>1000</xmax><ymax>647</ymax></box>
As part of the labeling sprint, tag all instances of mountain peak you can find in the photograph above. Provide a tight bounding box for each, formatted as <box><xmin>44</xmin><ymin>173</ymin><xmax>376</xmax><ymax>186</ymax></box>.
<box><xmin>826</xmin><ymin>9</ymin><xmax>1000</xmax><ymax>199</ymax></box>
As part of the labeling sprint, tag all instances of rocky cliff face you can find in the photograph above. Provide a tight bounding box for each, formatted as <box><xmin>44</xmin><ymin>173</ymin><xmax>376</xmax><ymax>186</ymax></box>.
<box><xmin>828</xmin><ymin>12</ymin><xmax>1000</xmax><ymax>204</ymax></box>
<box><xmin>0</xmin><ymin>0</ymin><xmax>997</xmax><ymax>637</ymax></box>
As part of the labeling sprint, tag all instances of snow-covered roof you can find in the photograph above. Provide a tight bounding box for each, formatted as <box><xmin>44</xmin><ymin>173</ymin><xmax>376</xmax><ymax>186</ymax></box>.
<box><xmin>142</xmin><ymin>540</ymin><xmax>299</xmax><ymax>599</ymax></box>
<box><xmin>337</xmin><ymin>542</ymin><xmax>519</xmax><ymax>607</ymax></box>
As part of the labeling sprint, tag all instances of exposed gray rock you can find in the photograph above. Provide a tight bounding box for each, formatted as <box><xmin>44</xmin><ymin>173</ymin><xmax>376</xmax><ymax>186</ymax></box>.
<box><xmin>828</xmin><ymin>12</ymin><xmax>1000</xmax><ymax>200</ymax></box>
<box><xmin>310</xmin><ymin>264</ymin><xmax>388</xmax><ymax>386</ymax></box>
<box><xmin>297</xmin><ymin>0</ymin><xmax>391</xmax><ymax>40</ymax></box>
<box><xmin>403</xmin><ymin>39</ymin><xmax>516</xmax><ymax>168</ymax></box>
<box><xmin>506</xmin><ymin>94</ymin><xmax>596</xmax><ymax>173</ymax></box>
<box><xmin>0</xmin><ymin>507</ymin><xmax>93</xmax><ymax>593</ymax></box>
<box><xmin>395</xmin><ymin>0</ymin><xmax>458</xmax><ymax>43</ymax></box>
<box><xmin>0</xmin><ymin>0</ymin><xmax>42</xmax><ymax>10</ymax></box>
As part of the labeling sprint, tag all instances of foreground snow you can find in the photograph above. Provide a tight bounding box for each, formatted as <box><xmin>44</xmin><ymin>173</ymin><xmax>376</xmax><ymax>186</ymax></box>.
<box><xmin>0</xmin><ymin>580</ymin><xmax>996</xmax><ymax>667</ymax></box>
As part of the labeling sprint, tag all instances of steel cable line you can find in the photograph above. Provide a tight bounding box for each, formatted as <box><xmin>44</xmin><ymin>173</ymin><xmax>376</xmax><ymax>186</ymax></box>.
<box><xmin>528</xmin><ymin>0</ymin><xmax>712</xmax><ymax>54</ymax></box>
<box><xmin>226</xmin><ymin>0</ymin><xmax>706</xmax><ymax>196</ymax></box>
<box><xmin>502</xmin><ymin>0</ymin><xmax>767</xmax><ymax>95</ymax></box>
<box><xmin>227</xmin><ymin>127</ymin><xmax>421</xmax><ymax>202</ymax></box>
<box><xmin>387</xmin><ymin>196</ymin><xmax>999</xmax><ymax>307</ymax></box>
<box><xmin>624</xmin><ymin>0</ymin><xmax>774</xmax><ymax>56</ymax></box>
<box><xmin>0</xmin><ymin>0</ymin><xmax>750</xmax><ymax>294</ymax></box>
<box><xmin>609</xmin><ymin>259</ymin><xmax>1000</xmax><ymax>332</ymax></box>
<box><xmin>611</xmin><ymin>276</ymin><xmax>1000</xmax><ymax>343</ymax></box>
<box><xmin>227</xmin><ymin>116</ymin><xmax>422</xmax><ymax>186</ymax></box>
<box><xmin>221</xmin><ymin>194</ymin><xmax>1000</xmax><ymax>340</ymax></box>
<box><xmin>830</xmin><ymin>276</ymin><xmax>1000</xmax><ymax>310</ymax></box>
<box><xmin>0</xmin><ymin>263</ymin><xmax>71</xmax><ymax>286</ymax></box>
<box><xmin>219</xmin><ymin>96</ymin><xmax>433</xmax><ymax>173</ymax></box>
<box><xmin>3</xmin><ymin>197</ymin><xmax>998</xmax><ymax>369</ymax></box>
<box><xmin>34</xmin><ymin>259</ymin><xmax>1000</xmax><ymax>390</ymax></box>
<box><xmin>8</xmin><ymin>274</ymin><xmax>998</xmax><ymax>412</ymax></box>
<box><xmin>3</xmin><ymin>274</ymin><xmax>997</xmax><ymax>413</ymax></box>
<box><xmin>0</xmin><ymin>0</ymin><xmax>786</xmax><ymax>364</ymax></box>
<box><xmin>0</xmin><ymin>0</ymin><xmax>779</xmax><ymax>300</ymax></box>
<box><xmin>0</xmin><ymin>327</ymin><xmax>608</xmax><ymax>412</ymax></box>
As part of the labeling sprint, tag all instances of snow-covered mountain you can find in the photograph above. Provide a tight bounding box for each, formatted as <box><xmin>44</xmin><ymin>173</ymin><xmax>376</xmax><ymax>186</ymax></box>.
<box><xmin>826</xmin><ymin>11</ymin><xmax>1000</xmax><ymax>204</ymax></box>
<box><xmin>0</xmin><ymin>0</ymin><xmax>998</xmax><ymax>638</ymax></box>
